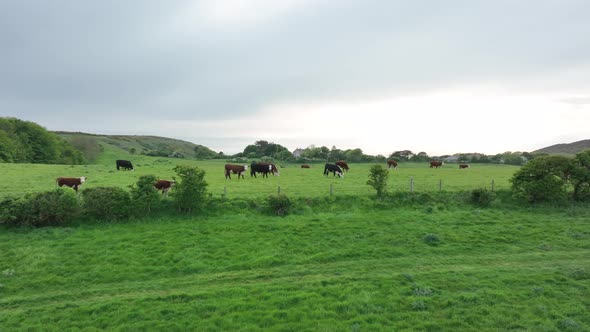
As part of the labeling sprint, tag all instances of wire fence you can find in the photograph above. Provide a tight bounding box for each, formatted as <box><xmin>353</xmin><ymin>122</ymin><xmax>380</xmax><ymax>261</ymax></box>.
<box><xmin>213</xmin><ymin>177</ymin><xmax>507</xmax><ymax>198</ymax></box>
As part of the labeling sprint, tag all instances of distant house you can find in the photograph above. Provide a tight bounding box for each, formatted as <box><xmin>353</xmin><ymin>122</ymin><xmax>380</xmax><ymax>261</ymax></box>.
<box><xmin>293</xmin><ymin>148</ymin><xmax>304</xmax><ymax>158</ymax></box>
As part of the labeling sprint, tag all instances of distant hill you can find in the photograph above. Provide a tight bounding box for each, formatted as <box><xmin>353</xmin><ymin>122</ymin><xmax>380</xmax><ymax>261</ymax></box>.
<box><xmin>534</xmin><ymin>139</ymin><xmax>590</xmax><ymax>155</ymax></box>
<box><xmin>55</xmin><ymin>131</ymin><xmax>219</xmax><ymax>160</ymax></box>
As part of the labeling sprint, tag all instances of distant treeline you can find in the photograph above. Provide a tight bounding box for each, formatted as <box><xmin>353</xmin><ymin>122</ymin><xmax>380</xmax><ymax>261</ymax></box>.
<box><xmin>0</xmin><ymin>118</ymin><xmax>85</xmax><ymax>164</ymax></box>
<box><xmin>229</xmin><ymin>141</ymin><xmax>543</xmax><ymax>165</ymax></box>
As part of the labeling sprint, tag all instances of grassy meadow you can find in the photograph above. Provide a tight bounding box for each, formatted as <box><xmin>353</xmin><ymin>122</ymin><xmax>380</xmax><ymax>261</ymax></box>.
<box><xmin>2</xmin><ymin>144</ymin><xmax>589</xmax><ymax>330</ymax></box>
<box><xmin>1</xmin><ymin>201</ymin><xmax>589</xmax><ymax>330</ymax></box>
<box><xmin>0</xmin><ymin>144</ymin><xmax>518</xmax><ymax>199</ymax></box>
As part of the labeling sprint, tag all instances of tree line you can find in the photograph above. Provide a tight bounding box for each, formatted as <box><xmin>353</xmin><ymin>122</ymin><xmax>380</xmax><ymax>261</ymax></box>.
<box><xmin>0</xmin><ymin>118</ymin><xmax>85</xmax><ymax>164</ymax></box>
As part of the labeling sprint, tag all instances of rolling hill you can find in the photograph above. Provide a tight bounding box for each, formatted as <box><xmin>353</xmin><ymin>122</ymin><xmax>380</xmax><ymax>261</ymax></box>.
<box><xmin>534</xmin><ymin>139</ymin><xmax>590</xmax><ymax>155</ymax></box>
<box><xmin>55</xmin><ymin>131</ymin><xmax>219</xmax><ymax>161</ymax></box>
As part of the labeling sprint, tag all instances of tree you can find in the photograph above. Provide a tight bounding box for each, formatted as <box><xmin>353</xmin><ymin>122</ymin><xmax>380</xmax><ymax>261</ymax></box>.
<box><xmin>570</xmin><ymin>150</ymin><xmax>590</xmax><ymax>201</ymax></box>
<box><xmin>130</xmin><ymin>175</ymin><xmax>161</xmax><ymax>216</ymax></box>
<box><xmin>367</xmin><ymin>164</ymin><xmax>389</xmax><ymax>198</ymax></box>
<box><xmin>510</xmin><ymin>155</ymin><xmax>572</xmax><ymax>203</ymax></box>
<box><xmin>173</xmin><ymin>165</ymin><xmax>208</xmax><ymax>213</ymax></box>
<box><xmin>389</xmin><ymin>150</ymin><xmax>414</xmax><ymax>161</ymax></box>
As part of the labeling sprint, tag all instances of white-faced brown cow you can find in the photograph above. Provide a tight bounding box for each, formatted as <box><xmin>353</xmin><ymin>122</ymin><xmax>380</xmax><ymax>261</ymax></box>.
<box><xmin>56</xmin><ymin>177</ymin><xmax>87</xmax><ymax>192</ymax></box>
<box><xmin>336</xmin><ymin>161</ymin><xmax>349</xmax><ymax>172</ymax></box>
<box><xmin>387</xmin><ymin>160</ymin><xmax>398</xmax><ymax>169</ymax></box>
<box><xmin>225</xmin><ymin>164</ymin><xmax>248</xmax><ymax>179</ymax></box>
<box><xmin>301</xmin><ymin>164</ymin><xmax>310</xmax><ymax>168</ymax></box>
<box><xmin>430</xmin><ymin>160</ymin><xmax>444</xmax><ymax>168</ymax></box>
<box><xmin>154</xmin><ymin>180</ymin><xmax>175</xmax><ymax>196</ymax></box>
<box><xmin>459</xmin><ymin>164</ymin><xmax>470</xmax><ymax>169</ymax></box>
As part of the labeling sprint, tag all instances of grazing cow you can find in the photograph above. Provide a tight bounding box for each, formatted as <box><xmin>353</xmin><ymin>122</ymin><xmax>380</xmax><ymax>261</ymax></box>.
<box><xmin>387</xmin><ymin>160</ymin><xmax>398</xmax><ymax>169</ymax></box>
<box><xmin>301</xmin><ymin>164</ymin><xmax>310</xmax><ymax>168</ymax></box>
<box><xmin>224</xmin><ymin>164</ymin><xmax>248</xmax><ymax>179</ymax></box>
<box><xmin>56</xmin><ymin>177</ymin><xmax>87</xmax><ymax>192</ymax></box>
<box><xmin>336</xmin><ymin>161</ymin><xmax>349</xmax><ymax>172</ymax></box>
<box><xmin>459</xmin><ymin>164</ymin><xmax>470</xmax><ymax>169</ymax></box>
<box><xmin>250</xmin><ymin>162</ymin><xmax>280</xmax><ymax>178</ymax></box>
<box><xmin>154</xmin><ymin>180</ymin><xmax>175</xmax><ymax>196</ymax></box>
<box><xmin>116</xmin><ymin>159</ymin><xmax>134</xmax><ymax>171</ymax></box>
<box><xmin>324</xmin><ymin>163</ymin><xmax>344</xmax><ymax>178</ymax></box>
<box><xmin>430</xmin><ymin>160</ymin><xmax>444</xmax><ymax>168</ymax></box>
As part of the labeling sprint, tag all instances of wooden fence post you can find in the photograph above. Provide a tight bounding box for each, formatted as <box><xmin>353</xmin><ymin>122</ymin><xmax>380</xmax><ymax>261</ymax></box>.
<box><xmin>330</xmin><ymin>183</ymin><xmax>333</xmax><ymax>196</ymax></box>
<box><xmin>223</xmin><ymin>186</ymin><xmax>227</xmax><ymax>196</ymax></box>
<box><xmin>491</xmin><ymin>179</ymin><xmax>495</xmax><ymax>192</ymax></box>
<box><xmin>278</xmin><ymin>185</ymin><xmax>281</xmax><ymax>195</ymax></box>
<box><xmin>410</xmin><ymin>177</ymin><xmax>414</xmax><ymax>193</ymax></box>
<box><xmin>439</xmin><ymin>179</ymin><xmax>442</xmax><ymax>192</ymax></box>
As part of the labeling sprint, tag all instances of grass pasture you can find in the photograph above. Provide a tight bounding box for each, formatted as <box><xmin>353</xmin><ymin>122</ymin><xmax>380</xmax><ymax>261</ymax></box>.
<box><xmin>1</xmin><ymin>203</ymin><xmax>589</xmax><ymax>330</ymax></box>
<box><xmin>0</xmin><ymin>144</ymin><xmax>518</xmax><ymax>199</ymax></box>
<box><xmin>2</xmin><ymin>144</ymin><xmax>589</xmax><ymax>330</ymax></box>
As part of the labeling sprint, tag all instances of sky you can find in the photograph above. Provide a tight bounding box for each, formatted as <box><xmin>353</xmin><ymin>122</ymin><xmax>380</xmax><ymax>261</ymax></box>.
<box><xmin>1</xmin><ymin>0</ymin><xmax>589</xmax><ymax>156</ymax></box>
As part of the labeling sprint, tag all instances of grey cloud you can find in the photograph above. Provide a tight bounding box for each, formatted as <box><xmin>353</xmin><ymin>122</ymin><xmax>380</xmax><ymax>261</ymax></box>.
<box><xmin>1</xmin><ymin>0</ymin><xmax>590</xmax><ymax>135</ymax></box>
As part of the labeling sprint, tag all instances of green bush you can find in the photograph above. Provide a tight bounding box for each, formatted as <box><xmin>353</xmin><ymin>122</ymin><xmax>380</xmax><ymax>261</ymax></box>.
<box><xmin>423</xmin><ymin>233</ymin><xmax>442</xmax><ymax>246</ymax></box>
<box><xmin>173</xmin><ymin>165</ymin><xmax>208</xmax><ymax>213</ymax></box>
<box><xmin>367</xmin><ymin>164</ymin><xmax>389</xmax><ymax>198</ymax></box>
<box><xmin>470</xmin><ymin>188</ymin><xmax>495</xmax><ymax>207</ymax></box>
<box><xmin>1</xmin><ymin>189</ymin><xmax>79</xmax><ymax>227</ymax></box>
<box><xmin>267</xmin><ymin>194</ymin><xmax>292</xmax><ymax>216</ymax></box>
<box><xmin>130</xmin><ymin>175</ymin><xmax>161</xmax><ymax>216</ymax></box>
<box><xmin>82</xmin><ymin>187</ymin><xmax>131</xmax><ymax>221</ymax></box>
<box><xmin>511</xmin><ymin>155</ymin><xmax>571</xmax><ymax>203</ymax></box>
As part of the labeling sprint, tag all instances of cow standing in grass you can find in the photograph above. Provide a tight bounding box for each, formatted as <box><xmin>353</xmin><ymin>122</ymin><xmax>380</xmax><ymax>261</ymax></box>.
<box><xmin>459</xmin><ymin>164</ymin><xmax>470</xmax><ymax>169</ymax></box>
<box><xmin>225</xmin><ymin>164</ymin><xmax>248</xmax><ymax>179</ymax></box>
<box><xmin>116</xmin><ymin>160</ymin><xmax>134</xmax><ymax>171</ymax></box>
<box><xmin>301</xmin><ymin>164</ymin><xmax>310</xmax><ymax>168</ymax></box>
<box><xmin>430</xmin><ymin>160</ymin><xmax>444</xmax><ymax>168</ymax></box>
<box><xmin>387</xmin><ymin>160</ymin><xmax>398</xmax><ymax>169</ymax></box>
<box><xmin>324</xmin><ymin>163</ymin><xmax>344</xmax><ymax>178</ymax></box>
<box><xmin>250</xmin><ymin>162</ymin><xmax>280</xmax><ymax>178</ymax></box>
<box><xmin>336</xmin><ymin>161</ymin><xmax>349</xmax><ymax>172</ymax></box>
<box><xmin>154</xmin><ymin>180</ymin><xmax>175</xmax><ymax>196</ymax></box>
<box><xmin>57</xmin><ymin>177</ymin><xmax>87</xmax><ymax>192</ymax></box>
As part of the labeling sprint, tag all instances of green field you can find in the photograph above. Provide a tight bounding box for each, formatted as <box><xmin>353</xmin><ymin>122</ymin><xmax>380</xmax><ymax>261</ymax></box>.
<box><xmin>0</xmin><ymin>144</ymin><xmax>519</xmax><ymax>199</ymax></box>
<box><xmin>1</xmin><ymin>201</ymin><xmax>589</xmax><ymax>330</ymax></box>
<box><xmin>2</xmin><ymin>145</ymin><xmax>589</xmax><ymax>330</ymax></box>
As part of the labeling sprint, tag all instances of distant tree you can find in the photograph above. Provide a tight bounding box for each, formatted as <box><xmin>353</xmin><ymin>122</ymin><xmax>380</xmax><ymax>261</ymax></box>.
<box><xmin>375</xmin><ymin>154</ymin><xmax>387</xmax><ymax>163</ymax></box>
<box><xmin>69</xmin><ymin>135</ymin><xmax>101</xmax><ymax>161</ymax></box>
<box><xmin>129</xmin><ymin>147</ymin><xmax>136</xmax><ymax>155</ymax></box>
<box><xmin>389</xmin><ymin>150</ymin><xmax>414</xmax><ymax>161</ymax></box>
<box><xmin>410</xmin><ymin>151</ymin><xmax>429</xmax><ymax>162</ymax></box>
<box><xmin>345</xmin><ymin>148</ymin><xmax>363</xmax><ymax>162</ymax></box>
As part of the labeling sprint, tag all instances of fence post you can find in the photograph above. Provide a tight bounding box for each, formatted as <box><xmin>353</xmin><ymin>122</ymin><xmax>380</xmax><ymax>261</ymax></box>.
<box><xmin>223</xmin><ymin>186</ymin><xmax>227</xmax><ymax>196</ymax></box>
<box><xmin>491</xmin><ymin>179</ymin><xmax>495</xmax><ymax>192</ymax></box>
<box><xmin>330</xmin><ymin>183</ymin><xmax>333</xmax><ymax>196</ymax></box>
<box><xmin>278</xmin><ymin>185</ymin><xmax>281</xmax><ymax>195</ymax></box>
<box><xmin>410</xmin><ymin>177</ymin><xmax>414</xmax><ymax>193</ymax></box>
<box><xmin>439</xmin><ymin>179</ymin><xmax>442</xmax><ymax>192</ymax></box>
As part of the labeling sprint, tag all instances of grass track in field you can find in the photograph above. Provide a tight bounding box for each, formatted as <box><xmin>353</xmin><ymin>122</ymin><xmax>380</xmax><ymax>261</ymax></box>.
<box><xmin>1</xmin><ymin>206</ymin><xmax>589</xmax><ymax>330</ymax></box>
<box><xmin>0</xmin><ymin>144</ymin><xmax>519</xmax><ymax>198</ymax></box>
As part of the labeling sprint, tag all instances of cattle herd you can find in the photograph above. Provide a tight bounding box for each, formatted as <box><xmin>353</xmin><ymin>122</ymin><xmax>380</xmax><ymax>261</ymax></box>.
<box><xmin>55</xmin><ymin>158</ymin><xmax>471</xmax><ymax>193</ymax></box>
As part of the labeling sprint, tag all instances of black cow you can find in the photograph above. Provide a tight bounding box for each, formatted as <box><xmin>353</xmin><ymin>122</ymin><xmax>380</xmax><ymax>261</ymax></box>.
<box><xmin>250</xmin><ymin>162</ymin><xmax>280</xmax><ymax>178</ymax></box>
<box><xmin>324</xmin><ymin>163</ymin><xmax>344</xmax><ymax>178</ymax></box>
<box><xmin>116</xmin><ymin>160</ymin><xmax>134</xmax><ymax>171</ymax></box>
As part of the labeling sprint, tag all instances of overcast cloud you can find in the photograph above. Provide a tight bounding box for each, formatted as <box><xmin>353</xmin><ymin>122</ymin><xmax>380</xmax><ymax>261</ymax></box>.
<box><xmin>1</xmin><ymin>0</ymin><xmax>589</xmax><ymax>155</ymax></box>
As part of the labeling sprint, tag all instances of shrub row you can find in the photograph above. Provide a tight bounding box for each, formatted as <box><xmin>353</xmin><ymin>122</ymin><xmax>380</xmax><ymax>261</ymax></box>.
<box><xmin>0</xmin><ymin>166</ymin><xmax>210</xmax><ymax>227</ymax></box>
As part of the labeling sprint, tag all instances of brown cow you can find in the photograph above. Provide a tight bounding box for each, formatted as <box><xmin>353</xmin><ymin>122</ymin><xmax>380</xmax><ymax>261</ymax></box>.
<box><xmin>459</xmin><ymin>164</ymin><xmax>470</xmax><ymax>169</ymax></box>
<box><xmin>387</xmin><ymin>160</ymin><xmax>398</xmax><ymax>169</ymax></box>
<box><xmin>301</xmin><ymin>164</ymin><xmax>310</xmax><ymax>168</ymax></box>
<box><xmin>336</xmin><ymin>160</ymin><xmax>349</xmax><ymax>172</ymax></box>
<box><xmin>225</xmin><ymin>164</ymin><xmax>248</xmax><ymax>179</ymax></box>
<box><xmin>56</xmin><ymin>177</ymin><xmax>87</xmax><ymax>192</ymax></box>
<box><xmin>430</xmin><ymin>160</ymin><xmax>444</xmax><ymax>168</ymax></box>
<box><xmin>154</xmin><ymin>180</ymin><xmax>175</xmax><ymax>196</ymax></box>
